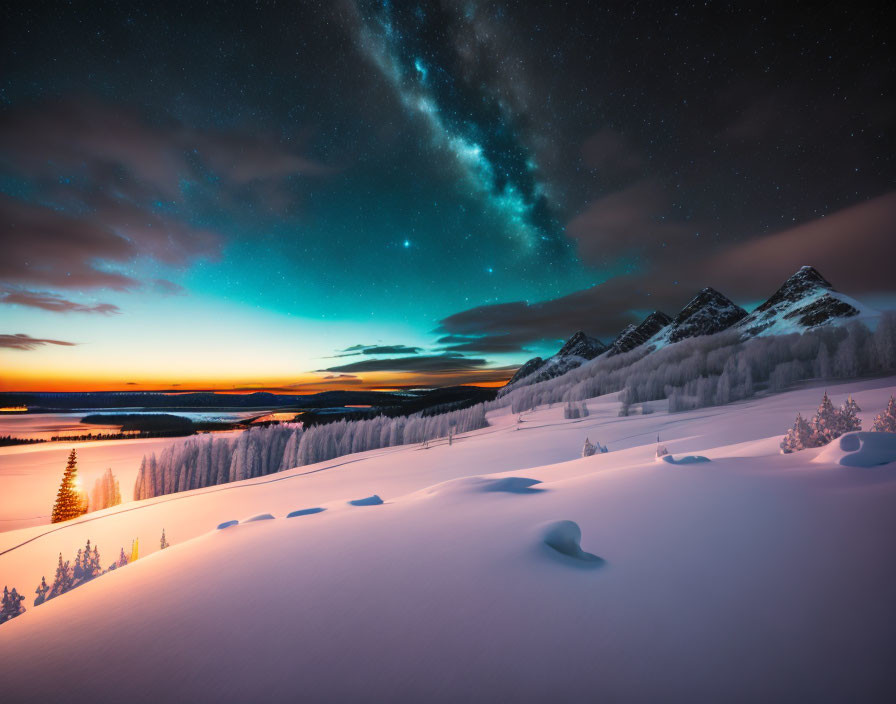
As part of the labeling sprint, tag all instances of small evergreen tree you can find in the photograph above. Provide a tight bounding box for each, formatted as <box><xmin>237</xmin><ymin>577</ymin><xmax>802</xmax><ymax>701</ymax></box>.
<box><xmin>129</xmin><ymin>538</ymin><xmax>139</xmax><ymax>563</ymax></box>
<box><xmin>809</xmin><ymin>392</ymin><xmax>840</xmax><ymax>446</ymax></box>
<box><xmin>781</xmin><ymin>413</ymin><xmax>813</xmax><ymax>453</ymax></box>
<box><xmin>160</xmin><ymin>529</ymin><xmax>170</xmax><ymax>550</ymax></box>
<box><xmin>51</xmin><ymin>449</ymin><xmax>87</xmax><ymax>523</ymax></box>
<box><xmin>116</xmin><ymin>547</ymin><xmax>129</xmax><ymax>568</ymax></box>
<box><xmin>48</xmin><ymin>553</ymin><xmax>73</xmax><ymax>600</ymax></box>
<box><xmin>1</xmin><ymin>586</ymin><xmax>26</xmax><ymax>624</ymax></box>
<box><xmin>582</xmin><ymin>437</ymin><xmax>596</xmax><ymax>457</ymax></box>
<box><xmin>72</xmin><ymin>547</ymin><xmax>85</xmax><ymax>584</ymax></box>
<box><xmin>838</xmin><ymin>396</ymin><xmax>862</xmax><ymax>434</ymax></box>
<box><xmin>33</xmin><ymin>576</ymin><xmax>49</xmax><ymax>606</ymax></box>
<box><xmin>871</xmin><ymin>396</ymin><xmax>896</xmax><ymax>433</ymax></box>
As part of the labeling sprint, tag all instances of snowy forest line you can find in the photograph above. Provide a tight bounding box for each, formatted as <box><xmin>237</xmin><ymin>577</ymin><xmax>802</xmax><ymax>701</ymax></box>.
<box><xmin>494</xmin><ymin>314</ymin><xmax>896</xmax><ymax>415</ymax></box>
<box><xmin>134</xmin><ymin>315</ymin><xmax>896</xmax><ymax>502</ymax></box>
<box><xmin>134</xmin><ymin>404</ymin><xmax>487</xmax><ymax>500</ymax></box>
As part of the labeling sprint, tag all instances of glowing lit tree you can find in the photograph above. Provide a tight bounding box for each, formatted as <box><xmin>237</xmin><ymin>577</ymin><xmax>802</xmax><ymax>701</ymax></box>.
<box><xmin>51</xmin><ymin>449</ymin><xmax>87</xmax><ymax>523</ymax></box>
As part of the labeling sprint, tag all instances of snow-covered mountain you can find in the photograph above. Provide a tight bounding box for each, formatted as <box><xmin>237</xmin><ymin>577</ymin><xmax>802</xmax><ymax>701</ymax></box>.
<box><xmin>505</xmin><ymin>356</ymin><xmax>546</xmax><ymax>386</ymax></box>
<box><xmin>736</xmin><ymin>265</ymin><xmax>874</xmax><ymax>337</ymax></box>
<box><xmin>503</xmin><ymin>331</ymin><xmax>607</xmax><ymax>391</ymax></box>
<box><xmin>605</xmin><ymin>311</ymin><xmax>672</xmax><ymax>356</ymax></box>
<box><xmin>503</xmin><ymin>265</ymin><xmax>877</xmax><ymax>392</ymax></box>
<box><xmin>645</xmin><ymin>287</ymin><xmax>747</xmax><ymax>349</ymax></box>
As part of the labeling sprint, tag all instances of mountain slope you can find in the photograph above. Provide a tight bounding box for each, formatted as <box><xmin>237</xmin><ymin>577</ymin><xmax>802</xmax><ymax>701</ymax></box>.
<box><xmin>605</xmin><ymin>311</ymin><xmax>672</xmax><ymax>356</ymax></box>
<box><xmin>736</xmin><ymin>265</ymin><xmax>874</xmax><ymax>337</ymax></box>
<box><xmin>503</xmin><ymin>332</ymin><xmax>607</xmax><ymax>393</ymax></box>
<box><xmin>643</xmin><ymin>287</ymin><xmax>747</xmax><ymax>349</ymax></box>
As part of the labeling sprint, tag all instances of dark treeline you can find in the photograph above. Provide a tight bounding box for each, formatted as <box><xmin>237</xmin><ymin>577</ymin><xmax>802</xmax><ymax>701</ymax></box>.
<box><xmin>0</xmin><ymin>435</ymin><xmax>47</xmax><ymax>447</ymax></box>
<box><xmin>81</xmin><ymin>413</ymin><xmax>194</xmax><ymax>432</ymax></box>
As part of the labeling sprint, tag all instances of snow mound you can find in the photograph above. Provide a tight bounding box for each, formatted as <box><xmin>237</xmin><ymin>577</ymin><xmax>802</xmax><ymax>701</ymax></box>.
<box><xmin>541</xmin><ymin>520</ymin><xmax>604</xmax><ymax>566</ymax></box>
<box><xmin>481</xmin><ymin>477</ymin><xmax>543</xmax><ymax>493</ymax></box>
<box><xmin>244</xmin><ymin>513</ymin><xmax>276</xmax><ymax>522</ymax></box>
<box><xmin>348</xmin><ymin>494</ymin><xmax>383</xmax><ymax>506</ymax></box>
<box><xmin>216</xmin><ymin>520</ymin><xmax>239</xmax><ymax>530</ymax></box>
<box><xmin>423</xmin><ymin>476</ymin><xmax>544</xmax><ymax>496</ymax></box>
<box><xmin>814</xmin><ymin>432</ymin><xmax>896</xmax><ymax>467</ymax></box>
<box><xmin>287</xmin><ymin>507</ymin><xmax>326</xmax><ymax>518</ymax></box>
<box><xmin>660</xmin><ymin>455</ymin><xmax>711</xmax><ymax>465</ymax></box>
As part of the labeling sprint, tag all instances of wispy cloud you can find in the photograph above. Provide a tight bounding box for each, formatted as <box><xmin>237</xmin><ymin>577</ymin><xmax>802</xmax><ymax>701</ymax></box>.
<box><xmin>0</xmin><ymin>289</ymin><xmax>121</xmax><ymax>314</ymax></box>
<box><xmin>0</xmin><ymin>333</ymin><xmax>77</xmax><ymax>350</ymax></box>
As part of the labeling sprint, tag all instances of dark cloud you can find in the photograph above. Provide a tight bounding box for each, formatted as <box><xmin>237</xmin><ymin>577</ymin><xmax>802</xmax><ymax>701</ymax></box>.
<box><xmin>567</xmin><ymin>180</ymin><xmax>693</xmax><ymax>267</ymax></box>
<box><xmin>438</xmin><ymin>193</ymin><xmax>896</xmax><ymax>344</ymax></box>
<box><xmin>435</xmin><ymin>334</ymin><xmax>531</xmax><ymax>355</ymax></box>
<box><xmin>0</xmin><ymin>334</ymin><xmax>77</xmax><ymax>350</ymax></box>
<box><xmin>323</xmin><ymin>354</ymin><xmax>489</xmax><ymax>374</ymax></box>
<box><xmin>360</xmin><ymin>345</ymin><xmax>420</xmax><ymax>355</ymax></box>
<box><xmin>330</xmin><ymin>344</ymin><xmax>422</xmax><ymax>358</ymax></box>
<box><xmin>0</xmin><ymin>289</ymin><xmax>120</xmax><ymax>314</ymax></box>
<box><xmin>0</xmin><ymin>98</ymin><xmax>333</xmax><ymax>292</ymax></box>
<box><xmin>581</xmin><ymin>129</ymin><xmax>644</xmax><ymax>179</ymax></box>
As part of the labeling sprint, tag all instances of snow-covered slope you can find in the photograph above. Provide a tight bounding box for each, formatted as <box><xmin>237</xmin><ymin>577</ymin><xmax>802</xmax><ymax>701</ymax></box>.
<box><xmin>1</xmin><ymin>377</ymin><xmax>895</xmax><ymax>702</ymax></box>
<box><xmin>736</xmin><ymin>265</ymin><xmax>878</xmax><ymax>337</ymax></box>
<box><xmin>503</xmin><ymin>331</ymin><xmax>607</xmax><ymax>392</ymax></box>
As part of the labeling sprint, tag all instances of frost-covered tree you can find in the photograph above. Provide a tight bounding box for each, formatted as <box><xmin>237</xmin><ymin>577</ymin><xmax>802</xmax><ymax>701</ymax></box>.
<box><xmin>872</xmin><ymin>396</ymin><xmax>896</xmax><ymax>433</ymax></box>
<box><xmin>51</xmin><ymin>449</ymin><xmax>87</xmax><ymax>523</ymax></box>
<box><xmin>89</xmin><ymin>468</ymin><xmax>122</xmax><ymax>512</ymax></box>
<box><xmin>582</xmin><ymin>437</ymin><xmax>596</xmax><ymax>457</ymax></box>
<box><xmin>160</xmin><ymin>529</ymin><xmax>170</xmax><ymax>550</ymax></box>
<box><xmin>809</xmin><ymin>392</ymin><xmax>840</xmax><ymax>446</ymax></box>
<box><xmin>781</xmin><ymin>413</ymin><xmax>813</xmax><ymax>453</ymax></box>
<box><xmin>1</xmin><ymin>586</ymin><xmax>26</xmax><ymax>624</ymax></box>
<box><xmin>838</xmin><ymin>396</ymin><xmax>862</xmax><ymax>434</ymax></box>
<box><xmin>33</xmin><ymin>576</ymin><xmax>49</xmax><ymax>606</ymax></box>
<box><xmin>48</xmin><ymin>553</ymin><xmax>74</xmax><ymax>600</ymax></box>
<box><xmin>115</xmin><ymin>547</ymin><xmax>129</xmax><ymax>569</ymax></box>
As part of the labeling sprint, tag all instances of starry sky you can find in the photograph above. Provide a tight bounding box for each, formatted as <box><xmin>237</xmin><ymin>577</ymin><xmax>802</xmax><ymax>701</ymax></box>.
<box><xmin>1</xmin><ymin>1</ymin><xmax>894</xmax><ymax>392</ymax></box>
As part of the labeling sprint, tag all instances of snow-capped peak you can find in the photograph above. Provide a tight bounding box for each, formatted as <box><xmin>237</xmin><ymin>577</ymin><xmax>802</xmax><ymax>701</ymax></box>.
<box><xmin>737</xmin><ymin>265</ymin><xmax>875</xmax><ymax>337</ymax></box>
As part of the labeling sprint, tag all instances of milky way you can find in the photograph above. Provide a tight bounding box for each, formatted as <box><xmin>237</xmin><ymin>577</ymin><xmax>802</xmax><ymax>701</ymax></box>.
<box><xmin>352</xmin><ymin>1</ymin><xmax>572</xmax><ymax>261</ymax></box>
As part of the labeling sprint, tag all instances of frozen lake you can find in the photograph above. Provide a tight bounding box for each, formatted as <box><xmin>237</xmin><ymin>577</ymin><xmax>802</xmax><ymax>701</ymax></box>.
<box><xmin>0</xmin><ymin>409</ymin><xmax>265</xmax><ymax>440</ymax></box>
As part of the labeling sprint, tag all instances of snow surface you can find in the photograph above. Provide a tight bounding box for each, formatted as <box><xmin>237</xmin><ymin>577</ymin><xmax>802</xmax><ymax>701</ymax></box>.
<box><xmin>1</xmin><ymin>377</ymin><xmax>895</xmax><ymax>702</ymax></box>
<box><xmin>0</xmin><ymin>430</ymin><xmax>243</xmax><ymax>531</ymax></box>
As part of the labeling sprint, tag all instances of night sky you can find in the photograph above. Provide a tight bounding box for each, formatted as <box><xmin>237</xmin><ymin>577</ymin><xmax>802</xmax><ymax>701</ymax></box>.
<box><xmin>1</xmin><ymin>1</ymin><xmax>894</xmax><ymax>391</ymax></box>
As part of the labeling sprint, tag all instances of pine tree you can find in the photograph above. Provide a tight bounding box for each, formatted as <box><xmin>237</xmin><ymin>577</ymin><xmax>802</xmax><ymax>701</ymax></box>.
<box><xmin>33</xmin><ymin>576</ymin><xmax>49</xmax><ymax>606</ymax></box>
<box><xmin>51</xmin><ymin>449</ymin><xmax>87</xmax><ymax>523</ymax></box>
<box><xmin>116</xmin><ymin>547</ymin><xmax>129</xmax><ymax>569</ymax></box>
<box><xmin>838</xmin><ymin>396</ymin><xmax>862</xmax><ymax>434</ymax></box>
<box><xmin>160</xmin><ymin>529</ymin><xmax>170</xmax><ymax>550</ymax></box>
<box><xmin>582</xmin><ymin>437</ymin><xmax>597</xmax><ymax>457</ymax></box>
<box><xmin>72</xmin><ymin>547</ymin><xmax>85</xmax><ymax>584</ymax></box>
<box><xmin>48</xmin><ymin>553</ymin><xmax>74</xmax><ymax>599</ymax></box>
<box><xmin>130</xmin><ymin>538</ymin><xmax>139</xmax><ymax>563</ymax></box>
<box><xmin>809</xmin><ymin>392</ymin><xmax>840</xmax><ymax>446</ymax></box>
<box><xmin>781</xmin><ymin>413</ymin><xmax>813</xmax><ymax>453</ymax></box>
<box><xmin>1</xmin><ymin>586</ymin><xmax>26</xmax><ymax>624</ymax></box>
<box><xmin>872</xmin><ymin>396</ymin><xmax>896</xmax><ymax>433</ymax></box>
